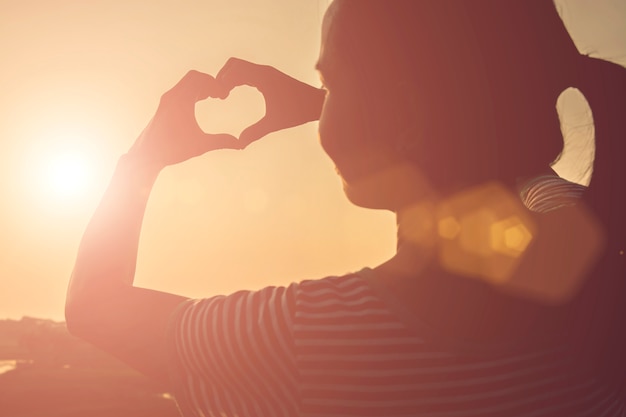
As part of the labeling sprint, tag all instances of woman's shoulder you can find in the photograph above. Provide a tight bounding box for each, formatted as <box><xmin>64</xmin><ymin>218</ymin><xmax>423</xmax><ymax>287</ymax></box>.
<box><xmin>294</xmin><ymin>269</ymin><xmax>406</xmax><ymax>316</ymax></box>
<box><xmin>298</xmin><ymin>269</ymin><xmax>372</xmax><ymax>291</ymax></box>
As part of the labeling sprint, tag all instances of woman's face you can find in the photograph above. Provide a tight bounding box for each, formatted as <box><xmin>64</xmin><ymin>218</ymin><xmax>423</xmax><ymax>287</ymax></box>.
<box><xmin>317</xmin><ymin>1</ymin><xmax>430</xmax><ymax>210</ymax></box>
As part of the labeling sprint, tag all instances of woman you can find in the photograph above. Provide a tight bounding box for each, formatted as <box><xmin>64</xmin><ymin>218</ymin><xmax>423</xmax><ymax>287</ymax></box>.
<box><xmin>66</xmin><ymin>1</ymin><xmax>625</xmax><ymax>415</ymax></box>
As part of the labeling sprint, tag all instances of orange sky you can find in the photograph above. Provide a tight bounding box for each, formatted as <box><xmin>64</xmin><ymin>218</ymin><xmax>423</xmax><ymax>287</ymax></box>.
<box><xmin>1</xmin><ymin>0</ymin><xmax>625</xmax><ymax>321</ymax></box>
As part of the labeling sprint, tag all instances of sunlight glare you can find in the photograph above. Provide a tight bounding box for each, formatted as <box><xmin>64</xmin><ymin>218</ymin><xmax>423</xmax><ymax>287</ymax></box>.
<box><xmin>45</xmin><ymin>151</ymin><xmax>91</xmax><ymax>198</ymax></box>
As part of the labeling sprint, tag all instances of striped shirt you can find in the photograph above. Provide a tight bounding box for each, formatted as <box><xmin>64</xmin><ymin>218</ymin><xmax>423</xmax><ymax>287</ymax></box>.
<box><xmin>520</xmin><ymin>175</ymin><xmax>587</xmax><ymax>213</ymax></box>
<box><xmin>167</xmin><ymin>272</ymin><xmax>622</xmax><ymax>417</ymax></box>
<box><xmin>168</xmin><ymin>177</ymin><xmax>621</xmax><ymax>416</ymax></box>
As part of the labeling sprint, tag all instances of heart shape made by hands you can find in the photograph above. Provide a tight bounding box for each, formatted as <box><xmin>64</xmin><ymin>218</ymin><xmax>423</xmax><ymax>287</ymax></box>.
<box><xmin>194</xmin><ymin>85</ymin><xmax>265</xmax><ymax>141</ymax></box>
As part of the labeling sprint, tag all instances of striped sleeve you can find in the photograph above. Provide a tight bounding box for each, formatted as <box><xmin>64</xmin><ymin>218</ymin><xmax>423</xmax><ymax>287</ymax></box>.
<box><xmin>519</xmin><ymin>175</ymin><xmax>586</xmax><ymax>213</ymax></box>
<box><xmin>168</xmin><ymin>283</ymin><xmax>300</xmax><ymax>417</ymax></box>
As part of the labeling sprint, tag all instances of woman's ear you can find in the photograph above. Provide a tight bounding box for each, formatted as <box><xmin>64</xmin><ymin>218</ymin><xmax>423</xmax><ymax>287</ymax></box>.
<box><xmin>390</xmin><ymin>84</ymin><xmax>424</xmax><ymax>153</ymax></box>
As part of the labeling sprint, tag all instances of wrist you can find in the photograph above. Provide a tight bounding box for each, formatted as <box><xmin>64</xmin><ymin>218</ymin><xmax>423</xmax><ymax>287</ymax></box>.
<box><xmin>116</xmin><ymin>152</ymin><xmax>163</xmax><ymax>187</ymax></box>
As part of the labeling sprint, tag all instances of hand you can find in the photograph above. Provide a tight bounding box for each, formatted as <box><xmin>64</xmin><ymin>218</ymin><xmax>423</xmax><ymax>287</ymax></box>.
<box><xmin>216</xmin><ymin>58</ymin><xmax>326</xmax><ymax>147</ymax></box>
<box><xmin>128</xmin><ymin>70</ymin><xmax>242</xmax><ymax>170</ymax></box>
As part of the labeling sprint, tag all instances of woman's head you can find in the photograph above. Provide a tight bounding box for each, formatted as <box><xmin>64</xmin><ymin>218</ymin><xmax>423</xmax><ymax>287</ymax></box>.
<box><xmin>318</xmin><ymin>0</ymin><xmax>626</xmax><ymax>388</ymax></box>
<box><xmin>317</xmin><ymin>1</ymin><xmax>438</xmax><ymax>209</ymax></box>
<box><xmin>318</xmin><ymin>0</ymin><xmax>583</xmax><ymax>208</ymax></box>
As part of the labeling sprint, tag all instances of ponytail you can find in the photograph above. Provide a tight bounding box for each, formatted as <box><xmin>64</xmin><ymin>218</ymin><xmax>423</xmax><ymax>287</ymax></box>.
<box><xmin>568</xmin><ymin>55</ymin><xmax>626</xmax><ymax>392</ymax></box>
<box><xmin>579</xmin><ymin>56</ymin><xmax>626</xmax><ymax>254</ymax></box>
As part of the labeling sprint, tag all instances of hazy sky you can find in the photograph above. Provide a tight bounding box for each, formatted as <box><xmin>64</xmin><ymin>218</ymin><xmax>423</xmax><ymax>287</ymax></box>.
<box><xmin>1</xmin><ymin>1</ymin><xmax>625</xmax><ymax>321</ymax></box>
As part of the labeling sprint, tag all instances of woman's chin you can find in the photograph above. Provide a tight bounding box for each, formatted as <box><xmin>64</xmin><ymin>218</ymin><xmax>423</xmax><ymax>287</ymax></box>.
<box><xmin>340</xmin><ymin>163</ymin><xmax>433</xmax><ymax>211</ymax></box>
<box><xmin>343</xmin><ymin>184</ymin><xmax>381</xmax><ymax>210</ymax></box>
<box><xmin>342</xmin><ymin>178</ymin><xmax>401</xmax><ymax>211</ymax></box>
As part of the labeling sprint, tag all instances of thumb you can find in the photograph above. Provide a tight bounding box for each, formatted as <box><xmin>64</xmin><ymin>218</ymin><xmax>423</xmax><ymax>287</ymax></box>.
<box><xmin>239</xmin><ymin>117</ymin><xmax>275</xmax><ymax>147</ymax></box>
<box><xmin>194</xmin><ymin>133</ymin><xmax>243</xmax><ymax>154</ymax></box>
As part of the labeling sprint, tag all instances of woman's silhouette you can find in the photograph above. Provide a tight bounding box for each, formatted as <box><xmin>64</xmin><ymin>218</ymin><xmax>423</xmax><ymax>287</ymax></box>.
<box><xmin>66</xmin><ymin>1</ymin><xmax>625</xmax><ymax>415</ymax></box>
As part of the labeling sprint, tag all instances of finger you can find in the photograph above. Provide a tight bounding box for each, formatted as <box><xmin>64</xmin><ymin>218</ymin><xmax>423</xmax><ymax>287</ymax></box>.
<box><xmin>239</xmin><ymin>117</ymin><xmax>275</xmax><ymax>147</ymax></box>
<box><xmin>194</xmin><ymin>133</ymin><xmax>243</xmax><ymax>154</ymax></box>
<box><xmin>216</xmin><ymin>57</ymin><xmax>270</xmax><ymax>97</ymax></box>
<box><xmin>167</xmin><ymin>70</ymin><xmax>220</xmax><ymax>102</ymax></box>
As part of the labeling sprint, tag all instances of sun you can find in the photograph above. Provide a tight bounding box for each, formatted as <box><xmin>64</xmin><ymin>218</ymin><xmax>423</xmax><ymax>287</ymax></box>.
<box><xmin>44</xmin><ymin>151</ymin><xmax>92</xmax><ymax>198</ymax></box>
<box><xmin>23</xmin><ymin>126</ymin><xmax>108</xmax><ymax>209</ymax></box>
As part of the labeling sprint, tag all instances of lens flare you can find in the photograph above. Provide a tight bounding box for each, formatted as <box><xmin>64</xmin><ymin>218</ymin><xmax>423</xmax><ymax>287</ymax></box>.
<box><xmin>432</xmin><ymin>181</ymin><xmax>603</xmax><ymax>303</ymax></box>
<box><xmin>435</xmin><ymin>182</ymin><xmax>537</xmax><ymax>285</ymax></box>
<box><xmin>490</xmin><ymin>216</ymin><xmax>533</xmax><ymax>257</ymax></box>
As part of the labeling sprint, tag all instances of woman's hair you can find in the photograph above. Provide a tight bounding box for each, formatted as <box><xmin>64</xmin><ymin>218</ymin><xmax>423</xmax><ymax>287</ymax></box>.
<box><xmin>570</xmin><ymin>55</ymin><xmax>626</xmax><ymax>390</ymax></box>
<box><xmin>333</xmin><ymin>0</ymin><xmax>626</xmax><ymax>389</ymax></box>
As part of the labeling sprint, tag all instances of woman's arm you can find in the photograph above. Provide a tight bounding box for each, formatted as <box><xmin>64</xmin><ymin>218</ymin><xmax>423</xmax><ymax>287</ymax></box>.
<box><xmin>65</xmin><ymin>71</ymin><xmax>240</xmax><ymax>385</ymax></box>
<box><xmin>65</xmin><ymin>65</ymin><xmax>324</xmax><ymax>385</ymax></box>
<box><xmin>65</xmin><ymin>155</ymin><xmax>188</xmax><ymax>384</ymax></box>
